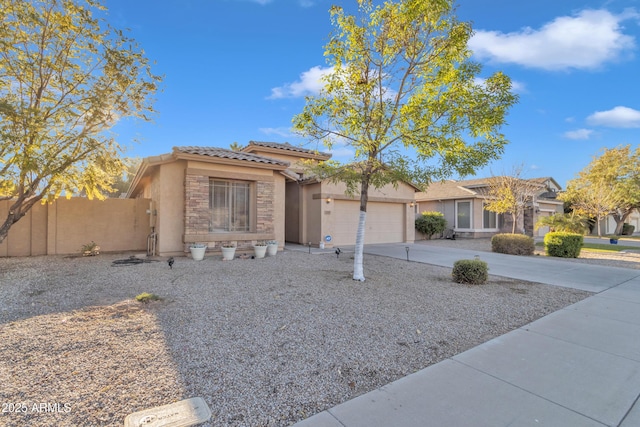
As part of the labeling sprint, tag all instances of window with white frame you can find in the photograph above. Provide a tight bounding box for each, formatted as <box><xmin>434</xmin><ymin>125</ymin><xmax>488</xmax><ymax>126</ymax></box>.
<box><xmin>483</xmin><ymin>204</ymin><xmax>497</xmax><ymax>229</ymax></box>
<box><xmin>456</xmin><ymin>201</ymin><xmax>471</xmax><ymax>229</ymax></box>
<box><xmin>209</xmin><ymin>180</ymin><xmax>251</xmax><ymax>232</ymax></box>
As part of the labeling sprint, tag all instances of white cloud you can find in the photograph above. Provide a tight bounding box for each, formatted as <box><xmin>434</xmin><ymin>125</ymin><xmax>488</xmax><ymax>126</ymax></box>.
<box><xmin>586</xmin><ymin>106</ymin><xmax>640</xmax><ymax>128</ymax></box>
<box><xmin>469</xmin><ymin>9</ymin><xmax>637</xmax><ymax>70</ymax></box>
<box><xmin>563</xmin><ymin>128</ymin><xmax>594</xmax><ymax>139</ymax></box>
<box><xmin>259</xmin><ymin>127</ymin><xmax>293</xmax><ymax>137</ymax></box>
<box><xmin>268</xmin><ymin>66</ymin><xmax>333</xmax><ymax>99</ymax></box>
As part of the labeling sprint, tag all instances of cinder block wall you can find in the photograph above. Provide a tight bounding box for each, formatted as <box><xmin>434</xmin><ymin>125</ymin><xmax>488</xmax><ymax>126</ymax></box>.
<box><xmin>0</xmin><ymin>198</ymin><xmax>151</xmax><ymax>257</ymax></box>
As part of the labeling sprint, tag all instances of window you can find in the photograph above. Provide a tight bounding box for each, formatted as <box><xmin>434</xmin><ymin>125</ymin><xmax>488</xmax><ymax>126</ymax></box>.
<box><xmin>209</xmin><ymin>180</ymin><xmax>251</xmax><ymax>232</ymax></box>
<box><xmin>456</xmin><ymin>201</ymin><xmax>471</xmax><ymax>229</ymax></box>
<box><xmin>483</xmin><ymin>205</ymin><xmax>497</xmax><ymax>229</ymax></box>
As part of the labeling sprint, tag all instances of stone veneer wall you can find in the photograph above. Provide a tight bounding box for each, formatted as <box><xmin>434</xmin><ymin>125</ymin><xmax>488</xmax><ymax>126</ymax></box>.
<box><xmin>184</xmin><ymin>175</ymin><xmax>210</xmax><ymax>236</ymax></box>
<box><xmin>256</xmin><ymin>181</ymin><xmax>274</xmax><ymax>233</ymax></box>
<box><xmin>184</xmin><ymin>174</ymin><xmax>275</xmax><ymax>243</ymax></box>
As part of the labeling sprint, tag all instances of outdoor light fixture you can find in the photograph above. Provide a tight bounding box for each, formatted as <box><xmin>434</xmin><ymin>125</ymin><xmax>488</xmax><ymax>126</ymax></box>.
<box><xmin>405</xmin><ymin>246</ymin><xmax>410</xmax><ymax>261</ymax></box>
<box><xmin>409</xmin><ymin>202</ymin><xmax>415</xmax><ymax>207</ymax></box>
<box><xmin>326</xmin><ymin>198</ymin><xmax>332</xmax><ymax>204</ymax></box>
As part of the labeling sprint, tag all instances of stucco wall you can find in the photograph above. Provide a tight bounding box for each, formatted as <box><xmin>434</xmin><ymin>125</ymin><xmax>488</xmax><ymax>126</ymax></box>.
<box><xmin>0</xmin><ymin>198</ymin><xmax>151</xmax><ymax>257</ymax></box>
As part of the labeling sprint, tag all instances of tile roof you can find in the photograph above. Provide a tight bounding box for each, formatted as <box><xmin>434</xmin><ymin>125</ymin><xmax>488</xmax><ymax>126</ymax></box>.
<box><xmin>416</xmin><ymin>176</ymin><xmax>557</xmax><ymax>201</ymax></box>
<box><xmin>246</xmin><ymin>141</ymin><xmax>332</xmax><ymax>159</ymax></box>
<box><xmin>174</xmin><ymin>146</ymin><xmax>290</xmax><ymax>167</ymax></box>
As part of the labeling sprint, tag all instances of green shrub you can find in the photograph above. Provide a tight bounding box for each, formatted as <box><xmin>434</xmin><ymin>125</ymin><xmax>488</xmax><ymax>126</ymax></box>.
<box><xmin>491</xmin><ymin>233</ymin><xmax>535</xmax><ymax>255</ymax></box>
<box><xmin>535</xmin><ymin>213</ymin><xmax>589</xmax><ymax>234</ymax></box>
<box><xmin>622</xmin><ymin>223</ymin><xmax>635</xmax><ymax>235</ymax></box>
<box><xmin>544</xmin><ymin>232</ymin><xmax>583</xmax><ymax>258</ymax></box>
<box><xmin>135</xmin><ymin>292</ymin><xmax>162</xmax><ymax>303</ymax></box>
<box><xmin>452</xmin><ymin>259</ymin><xmax>488</xmax><ymax>285</ymax></box>
<box><xmin>415</xmin><ymin>211</ymin><xmax>447</xmax><ymax>239</ymax></box>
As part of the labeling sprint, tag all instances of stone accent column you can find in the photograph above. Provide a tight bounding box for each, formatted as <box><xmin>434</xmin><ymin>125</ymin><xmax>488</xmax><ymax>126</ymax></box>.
<box><xmin>184</xmin><ymin>175</ymin><xmax>210</xmax><ymax>236</ymax></box>
<box><xmin>256</xmin><ymin>181</ymin><xmax>274</xmax><ymax>233</ymax></box>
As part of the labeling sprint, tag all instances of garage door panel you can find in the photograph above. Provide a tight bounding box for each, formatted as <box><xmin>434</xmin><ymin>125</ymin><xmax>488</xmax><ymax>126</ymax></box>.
<box><xmin>333</xmin><ymin>201</ymin><xmax>404</xmax><ymax>245</ymax></box>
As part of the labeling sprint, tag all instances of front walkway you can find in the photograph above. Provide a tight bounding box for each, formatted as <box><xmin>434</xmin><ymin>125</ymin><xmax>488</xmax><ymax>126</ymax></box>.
<box><xmin>292</xmin><ymin>243</ymin><xmax>640</xmax><ymax>427</ymax></box>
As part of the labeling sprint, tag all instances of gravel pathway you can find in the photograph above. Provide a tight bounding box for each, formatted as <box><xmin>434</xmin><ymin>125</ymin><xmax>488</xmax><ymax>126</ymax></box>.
<box><xmin>1</xmin><ymin>250</ymin><xmax>592</xmax><ymax>426</ymax></box>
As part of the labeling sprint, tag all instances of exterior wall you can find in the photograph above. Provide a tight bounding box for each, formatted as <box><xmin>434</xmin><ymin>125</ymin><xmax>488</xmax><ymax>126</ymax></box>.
<box><xmin>154</xmin><ymin>161</ymin><xmax>186</xmax><ymax>255</ymax></box>
<box><xmin>180</xmin><ymin>160</ymin><xmax>285</xmax><ymax>255</ymax></box>
<box><xmin>417</xmin><ymin>198</ymin><xmax>499</xmax><ymax>238</ymax></box>
<box><xmin>292</xmin><ymin>180</ymin><xmax>416</xmax><ymax>246</ymax></box>
<box><xmin>0</xmin><ymin>198</ymin><xmax>150</xmax><ymax>257</ymax></box>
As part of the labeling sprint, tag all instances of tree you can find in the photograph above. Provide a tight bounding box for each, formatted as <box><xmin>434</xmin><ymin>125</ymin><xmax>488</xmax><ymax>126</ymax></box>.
<box><xmin>560</xmin><ymin>146</ymin><xmax>640</xmax><ymax>236</ymax></box>
<box><xmin>484</xmin><ymin>166</ymin><xmax>540</xmax><ymax>234</ymax></box>
<box><xmin>0</xmin><ymin>0</ymin><xmax>161</xmax><ymax>243</ymax></box>
<box><xmin>229</xmin><ymin>142</ymin><xmax>243</xmax><ymax>151</ymax></box>
<box><xmin>107</xmin><ymin>157</ymin><xmax>142</xmax><ymax>197</ymax></box>
<box><xmin>534</xmin><ymin>212</ymin><xmax>589</xmax><ymax>235</ymax></box>
<box><xmin>293</xmin><ymin>0</ymin><xmax>517</xmax><ymax>280</ymax></box>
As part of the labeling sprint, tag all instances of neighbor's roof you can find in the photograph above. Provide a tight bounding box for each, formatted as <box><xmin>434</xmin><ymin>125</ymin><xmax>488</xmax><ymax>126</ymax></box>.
<box><xmin>243</xmin><ymin>141</ymin><xmax>332</xmax><ymax>160</ymax></box>
<box><xmin>174</xmin><ymin>146</ymin><xmax>290</xmax><ymax>167</ymax></box>
<box><xmin>415</xmin><ymin>176</ymin><xmax>559</xmax><ymax>202</ymax></box>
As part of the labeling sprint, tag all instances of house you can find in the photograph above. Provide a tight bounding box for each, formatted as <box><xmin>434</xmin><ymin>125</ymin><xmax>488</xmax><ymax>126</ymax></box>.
<box><xmin>126</xmin><ymin>141</ymin><xmax>416</xmax><ymax>256</ymax></box>
<box><xmin>415</xmin><ymin>177</ymin><xmax>563</xmax><ymax>238</ymax></box>
<box><xmin>598</xmin><ymin>209</ymin><xmax>640</xmax><ymax>235</ymax></box>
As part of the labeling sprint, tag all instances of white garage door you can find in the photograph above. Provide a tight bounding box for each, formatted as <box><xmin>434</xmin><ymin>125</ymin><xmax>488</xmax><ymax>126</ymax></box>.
<box><xmin>333</xmin><ymin>201</ymin><xmax>405</xmax><ymax>245</ymax></box>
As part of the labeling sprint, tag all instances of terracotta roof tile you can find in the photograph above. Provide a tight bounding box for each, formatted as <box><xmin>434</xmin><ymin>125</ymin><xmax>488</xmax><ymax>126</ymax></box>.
<box><xmin>174</xmin><ymin>146</ymin><xmax>290</xmax><ymax>167</ymax></box>
<box><xmin>246</xmin><ymin>141</ymin><xmax>332</xmax><ymax>159</ymax></box>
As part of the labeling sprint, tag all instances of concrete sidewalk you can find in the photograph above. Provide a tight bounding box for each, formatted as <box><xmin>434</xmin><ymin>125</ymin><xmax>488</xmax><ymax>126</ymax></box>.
<box><xmin>292</xmin><ymin>243</ymin><xmax>640</xmax><ymax>427</ymax></box>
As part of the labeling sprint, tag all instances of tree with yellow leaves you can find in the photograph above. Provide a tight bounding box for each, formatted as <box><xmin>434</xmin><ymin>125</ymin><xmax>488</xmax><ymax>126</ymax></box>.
<box><xmin>0</xmin><ymin>0</ymin><xmax>161</xmax><ymax>242</ymax></box>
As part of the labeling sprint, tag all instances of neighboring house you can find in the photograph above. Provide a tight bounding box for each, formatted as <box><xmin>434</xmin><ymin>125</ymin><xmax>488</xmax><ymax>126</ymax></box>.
<box><xmin>598</xmin><ymin>209</ymin><xmax>640</xmax><ymax>235</ymax></box>
<box><xmin>415</xmin><ymin>177</ymin><xmax>563</xmax><ymax>238</ymax></box>
<box><xmin>127</xmin><ymin>141</ymin><xmax>416</xmax><ymax>256</ymax></box>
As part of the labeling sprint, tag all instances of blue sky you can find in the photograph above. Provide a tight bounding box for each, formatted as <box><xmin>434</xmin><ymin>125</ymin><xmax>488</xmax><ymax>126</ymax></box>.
<box><xmin>105</xmin><ymin>0</ymin><xmax>640</xmax><ymax>188</ymax></box>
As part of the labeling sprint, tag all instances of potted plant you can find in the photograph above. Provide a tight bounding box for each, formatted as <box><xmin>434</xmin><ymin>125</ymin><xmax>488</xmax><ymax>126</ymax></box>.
<box><xmin>221</xmin><ymin>242</ymin><xmax>236</xmax><ymax>261</ymax></box>
<box><xmin>254</xmin><ymin>241</ymin><xmax>268</xmax><ymax>259</ymax></box>
<box><xmin>266</xmin><ymin>240</ymin><xmax>278</xmax><ymax>256</ymax></box>
<box><xmin>189</xmin><ymin>243</ymin><xmax>207</xmax><ymax>261</ymax></box>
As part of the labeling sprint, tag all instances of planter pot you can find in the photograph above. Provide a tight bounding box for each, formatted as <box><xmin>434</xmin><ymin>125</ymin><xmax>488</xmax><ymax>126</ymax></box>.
<box><xmin>254</xmin><ymin>245</ymin><xmax>267</xmax><ymax>259</ymax></box>
<box><xmin>266</xmin><ymin>243</ymin><xmax>278</xmax><ymax>256</ymax></box>
<box><xmin>221</xmin><ymin>246</ymin><xmax>236</xmax><ymax>261</ymax></box>
<box><xmin>190</xmin><ymin>245</ymin><xmax>207</xmax><ymax>261</ymax></box>
<box><xmin>610</xmin><ymin>238</ymin><xmax>618</xmax><ymax>245</ymax></box>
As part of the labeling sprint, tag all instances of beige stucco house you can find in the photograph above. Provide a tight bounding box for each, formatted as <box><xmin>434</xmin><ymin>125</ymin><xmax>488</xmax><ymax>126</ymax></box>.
<box><xmin>415</xmin><ymin>177</ymin><xmax>563</xmax><ymax>238</ymax></box>
<box><xmin>127</xmin><ymin>141</ymin><xmax>416</xmax><ymax>256</ymax></box>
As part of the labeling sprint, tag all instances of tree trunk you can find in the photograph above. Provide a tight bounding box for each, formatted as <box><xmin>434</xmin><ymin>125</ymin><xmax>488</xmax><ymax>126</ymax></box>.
<box><xmin>612</xmin><ymin>211</ymin><xmax>631</xmax><ymax>235</ymax></box>
<box><xmin>511</xmin><ymin>212</ymin><xmax>516</xmax><ymax>234</ymax></box>
<box><xmin>353</xmin><ymin>174</ymin><xmax>370</xmax><ymax>282</ymax></box>
<box><xmin>0</xmin><ymin>196</ymin><xmax>41</xmax><ymax>244</ymax></box>
<box><xmin>353</xmin><ymin>210</ymin><xmax>367</xmax><ymax>281</ymax></box>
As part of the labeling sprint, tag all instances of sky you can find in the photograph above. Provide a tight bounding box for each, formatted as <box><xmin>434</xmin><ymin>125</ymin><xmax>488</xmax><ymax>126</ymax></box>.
<box><xmin>103</xmin><ymin>0</ymin><xmax>640</xmax><ymax>188</ymax></box>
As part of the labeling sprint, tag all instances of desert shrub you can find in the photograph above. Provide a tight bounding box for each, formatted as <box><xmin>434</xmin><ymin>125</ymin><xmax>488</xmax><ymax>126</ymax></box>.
<box><xmin>544</xmin><ymin>232</ymin><xmax>583</xmax><ymax>258</ymax></box>
<box><xmin>415</xmin><ymin>211</ymin><xmax>447</xmax><ymax>239</ymax></box>
<box><xmin>491</xmin><ymin>233</ymin><xmax>535</xmax><ymax>255</ymax></box>
<box><xmin>535</xmin><ymin>213</ymin><xmax>589</xmax><ymax>234</ymax></box>
<box><xmin>452</xmin><ymin>259</ymin><xmax>488</xmax><ymax>285</ymax></box>
<box><xmin>622</xmin><ymin>223</ymin><xmax>635</xmax><ymax>235</ymax></box>
<box><xmin>135</xmin><ymin>292</ymin><xmax>162</xmax><ymax>303</ymax></box>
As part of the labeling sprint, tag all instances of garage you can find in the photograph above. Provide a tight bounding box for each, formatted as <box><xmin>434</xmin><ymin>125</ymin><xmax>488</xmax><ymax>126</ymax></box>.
<box><xmin>332</xmin><ymin>201</ymin><xmax>405</xmax><ymax>246</ymax></box>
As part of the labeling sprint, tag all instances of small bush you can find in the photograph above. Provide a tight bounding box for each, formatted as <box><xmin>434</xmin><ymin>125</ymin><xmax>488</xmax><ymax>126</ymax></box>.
<box><xmin>535</xmin><ymin>213</ymin><xmax>589</xmax><ymax>234</ymax></box>
<box><xmin>544</xmin><ymin>232</ymin><xmax>583</xmax><ymax>258</ymax></box>
<box><xmin>622</xmin><ymin>223</ymin><xmax>635</xmax><ymax>235</ymax></box>
<box><xmin>452</xmin><ymin>259</ymin><xmax>488</xmax><ymax>285</ymax></box>
<box><xmin>135</xmin><ymin>292</ymin><xmax>162</xmax><ymax>303</ymax></box>
<box><xmin>491</xmin><ymin>233</ymin><xmax>535</xmax><ymax>255</ymax></box>
<box><xmin>415</xmin><ymin>211</ymin><xmax>447</xmax><ymax>239</ymax></box>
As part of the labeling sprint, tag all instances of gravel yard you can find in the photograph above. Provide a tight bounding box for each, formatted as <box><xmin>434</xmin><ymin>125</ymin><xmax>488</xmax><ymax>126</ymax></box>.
<box><xmin>1</xmin><ymin>248</ymin><xmax>593</xmax><ymax>426</ymax></box>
